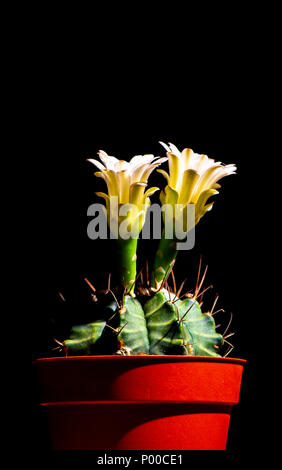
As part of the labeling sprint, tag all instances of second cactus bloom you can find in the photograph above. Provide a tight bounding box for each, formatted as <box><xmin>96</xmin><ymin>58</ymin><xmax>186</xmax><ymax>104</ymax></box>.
<box><xmin>158</xmin><ymin>142</ymin><xmax>236</xmax><ymax>224</ymax></box>
<box><xmin>151</xmin><ymin>142</ymin><xmax>236</xmax><ymax>288</ymax></box>
<box><xmin>88</xmin><ymin>150</ymin><xmax>167</xmax><ymax>292</ymax></box>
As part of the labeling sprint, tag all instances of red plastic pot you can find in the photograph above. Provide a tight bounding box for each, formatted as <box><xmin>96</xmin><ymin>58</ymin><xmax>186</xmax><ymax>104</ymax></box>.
<box><xmin>34</xmin><ymin>355</ymin><xmax>245</xmax><ymax>450</ymax></box>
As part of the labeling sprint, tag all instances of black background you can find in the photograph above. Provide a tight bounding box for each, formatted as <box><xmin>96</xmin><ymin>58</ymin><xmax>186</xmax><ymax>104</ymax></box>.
<box><xmin>33</xmin><ymin>91</ymin><xmax>253</xmax><ymax>360</ymax></box>
<box><xmin>30</xmin><ymin>21</ymin><xmax>264</xmax><ymax>460</ymax></box>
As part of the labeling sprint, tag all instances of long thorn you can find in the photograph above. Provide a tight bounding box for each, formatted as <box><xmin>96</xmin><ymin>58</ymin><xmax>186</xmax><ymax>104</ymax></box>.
<box><xmin>195</xmin><ymin>264</ymin><xmax>208</xmax><ymax>297</ymax></box>
<box><xmin>171</xmin><ymin>269</ymin><xmax>177</xmax><ymax>296</ymax></box>
<box><xmin>104</xmin><ymin>273</ymin><xmax>119</xmax><ymax>306</ymax></box>
<box><xmin>118</xmin><ymin>322</ymin><xmax>128</xmax><ymax>335</ymax></box>
<box><xmin>108</xmin><ymin>288</ymin><xmax>120</xmax><ymax>308</ymax></box>
<box><xmin>224</xmin><ymin>332</ymin><xmax>235</xmax><ymax>339</ymax></box>
<box><xmin>127</xmin><ymin>266</ymin><xmax>143</xmax><ymax>295</ymax></box>
<box><xmin>176</xmin><ymin>289</ymin><xmax>193</xmax><ymax>301</ymax></box>
<box><xmin>222</xmin><ymin>312</ymin><xmax>233</xmax><ymax>337</ymax></box>
<box><xmin>194</xmin><ymin>284</ymin><xmax>213</xmax><ymax>300</ymax></box>
<box><xmin>211</xmin><ymin>308</ymin><xmax>225</xmax><ymax>316</ymax></box>
<box><xmin>195</xmin><ymin>255</ymin><xmax>202</xmax><ymax>294</ymax></box>
<box><xmin>105</xmin><ymin>324</ymin><xmax>119</xmax><ymax>333</ymax></box>
<box><xmin>176</xmin><ymin>278</ymin><xmax>187</xmax><ymax>299</ymax></box>
<box><xmin>210</xmin><ymin>295</ymin><xmax>219</xmax><ymax>314</ymax></box>
<box><xmin>180</xmin><ymin>301</ymin><xmax>196</xmax><ymax>322</ymax></box>
<box><xmin>172</xmin><ymin>289</ymin><xmax>179</xmax><ymax>304</ymax></box>
<box><xmin>224</xmin><ymin>346</ymin><xmax>234</xmax><ymax>357</ymax></box>
<box><xmin>157</xmin><ymin>260</ymin><xmax>176</xmax><ymax>293</ymax></box>
<box><xmin>166</xmin><ymin>281</ymin><xmax>172</xmax><ymax>302</ymax></box>
<box><xmin>223</xmin><ymin>338</ymin><xmax>234</xmax><ymax>348</ymax></box>
<box><xmin>108</xmin><ymin>309</ymin><xmax>119</xmax><ymax>322</ymax></box>
<box><xmin>58</xmin><ymin>292</ymin><xmax>66</xmax><ymax>302</ymax></box>
<box><xmin>84</xmin><ymin>278</ymin><xmax>96</xmax><ymax>293</ymax></box>
<box><xmin>146</xmin><ymin>260</ymin><xmax>150</xmax><ymax>286</ymax></box>
<box><xmin>139</xmin><ymin>268</ymin><xmax>144</xmax><ymax>286</ymax></box>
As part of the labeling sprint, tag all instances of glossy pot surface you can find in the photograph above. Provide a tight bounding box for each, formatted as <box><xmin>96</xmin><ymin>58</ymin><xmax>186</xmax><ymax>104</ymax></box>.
<box><xmin>34</xmin><ymin>355</ymin><xmax>246</xmax><ymax>450</ymax></box>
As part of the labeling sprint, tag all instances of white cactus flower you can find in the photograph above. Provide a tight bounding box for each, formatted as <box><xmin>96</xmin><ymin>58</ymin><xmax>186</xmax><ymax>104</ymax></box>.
<box><xmin>158</xmin><ymin>142</ymin><xmax>236</xmax><ymax>225</ymax></box>
<box><xmin>88</xmin><ymin>151</ymin><xmax>167</xmax><ymax>235</ymax></box>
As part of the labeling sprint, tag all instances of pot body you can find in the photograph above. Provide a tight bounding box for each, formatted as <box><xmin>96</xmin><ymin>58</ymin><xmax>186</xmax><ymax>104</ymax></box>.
<box><xmin>34</xmin><ymin>355</ymin><xmax>245</xmax><ymax>450</ymax></box>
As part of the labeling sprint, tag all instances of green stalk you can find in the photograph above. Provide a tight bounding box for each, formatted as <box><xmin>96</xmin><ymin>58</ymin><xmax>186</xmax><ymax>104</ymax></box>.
<box><xmin>150</xmin><ymin>230</ymin><xmax>177</xmax><ymax>289</ymax></box>
<box><xmin>117</xmin><ymin>237</ymin><xmax>138</xmax><ymax>294</ymax></box>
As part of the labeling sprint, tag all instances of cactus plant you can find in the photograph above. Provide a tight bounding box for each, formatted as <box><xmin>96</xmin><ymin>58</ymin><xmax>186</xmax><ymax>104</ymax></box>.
<box><xmin>63</xmin><ymin>278</ymin><xmax>224</xmax><ymax>357</ymax></box>
<box><xmin>60</xmin><ymin>143</ymin><xmax>236</xmax><ymax>357</ymax></box>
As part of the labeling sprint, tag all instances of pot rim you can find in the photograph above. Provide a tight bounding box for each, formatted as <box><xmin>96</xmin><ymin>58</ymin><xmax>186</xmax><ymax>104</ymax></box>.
<box><xmin>33</xmin><ymin>355</ymin><xmax>246</xmax><ymax>366</ymax></box>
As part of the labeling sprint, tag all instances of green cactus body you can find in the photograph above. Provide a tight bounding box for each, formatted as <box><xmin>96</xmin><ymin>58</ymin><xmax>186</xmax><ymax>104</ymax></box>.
<box><xmin>64</xmin><ymin>321</ymin><xmax>106</xmax><ymax>355</ymax></box>
<box><xmin>143</xmin><ymin>291</ymin><xmax>185</xmax><ymax>354</ymax></box>
<box><xmin>118</xmin><ymin>296</ymin><xmax>150</xmax><ymax>354</ymax></box>
<box><xmin>173</xmin><ymin>297</ymin><xmax>223</xmax><ymax>356</ymax></box>
<box><xmin>64</xmin><ymin>290</ymin><xmax>223</xmax><ymax>357</ymax></box>
<box><xmin>143</xmin><ymin>291</ymin><xmax>223</xmax><ymax>356</ymax></box>
<box><xmin>64</xmin><ymin>296</ymin><xmax>149</xmax><ymax>356</ymax></box>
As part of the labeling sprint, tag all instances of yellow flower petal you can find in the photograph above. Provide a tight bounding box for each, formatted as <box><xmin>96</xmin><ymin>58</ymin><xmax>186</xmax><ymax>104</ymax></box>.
<box><xmin>164</xmin><ymin>185</ymin><xmax>179</xmax><ymax>205</ymax></box>
<box><xmin>131</xmin><ymin>162</ymin><xmax>151</xmax><ymax>182</ymax></box>
<box><xmin>167</xmin><ymin>153</ymin><xmax>181</xmax><ymax>190</ymax></box>
<box><xmin>87</xmin><ymin>159</ymin><xmax>106</xmax><ymax>171</ymax></box>
<box><xmin>159</xmin><ymin>141</ymin><xmax>171</xmax><ymax>152</ymax></box>
<box><xmin>144</xmin><ymin>186</ymin><xmax>159</xmax><ymax>198</ymax></box>
<box><xmin>195</xmin><ymin>188</ymin><xmax>219</xmax><ymax>214</ymax></box>
<box><xmin>117</xmin><ymin>170</ymin><xmax>130</xmax><ymax>203</ymax></box>
<box><xmin>195</xmin><ymin>165</ymin><xmax>236</xmax><ymax>201</ymax></box>
<box><xmin>192</xmin><ymin>165</ymin><xmax>224</xmax><ymax>201</ymax></box>
<box><xmin>178</xmin><ymin>169</ymin><xmax>200</xmax><ymax>205</ymax></box>
<box><xmin>98</xmin><ymin>150</ymin><xmax>120</xmax><ymax>170</ymax></box>
<box><xmin>182</xmin><ymin>148</ymin><xmax>194</xmax><ymax>170</ymax></box>
<box><xmin>94</xmin><ymin>170</ymin><xmax>119</xmax><ymax>197</ymax></box>
<box><xmin>129</xmin><ymin>182</ymin><xmax>147</xmax><ymax>208</ymax></box>
<box><xmin>157</xmin><ymin>169</ymin><xmax>170</xmax><ymax>183</ymax></box>
<box><xmin>140</xmin><ymin>158</ymin><xmax>168</xmax><ymax>183</ymax></box>
<box><xmin>129</xmin><ymin>154</ymin><xmax>155</xmax><ymax>168</ymax></box>
<box><xmin>90</xmin><ymin>150</ymin><xmax>170</xmax><ymax>235</ymax></box>
<box><xmin>196</xmin><ymin>202</ymin><xmax>214</xmax><ymax>224</ymax></box>
<box><xmin>192</xmin><ymin>154</ymin><xmax>210</xmax><ymax>173</ymax></box>
<box><xmin>95</xmin><ymin>192</ymin><xmax>111</xmax><ymax>224</ymax></box>
<box><xmin>90</xmin><ymin>149</ymin><xmax>167</xmax><ymax>235</ymax></box>
<box><xmin>114</xmin><ymin>160</ymin><xmax>130</xmax><ymax>172</ymax></box>
<box><xmin>160</xmin><ymin>142</ymin><xmax>236</xmax><ymax>226</ymax></box>
<box><xmin>168</xmin><ymin>142</ymin><xmax>182</xmax><ymax>157</ymax></box>
<box><xmin>159</xmin><ymin>189</ymin><xmax>166</xmax><ymax>206</ymax></box>
<box><xmin>139</xmin><ymin>197</ymin><xmax>151</xmax><ymax>232</ymax></box>
<box><xmin>95</xmin><ymin>191</ymin><xmax>110</xmax><ymax>202</ymax></box>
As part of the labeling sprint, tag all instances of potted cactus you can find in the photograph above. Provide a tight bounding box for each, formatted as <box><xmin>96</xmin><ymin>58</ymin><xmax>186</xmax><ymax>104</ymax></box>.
<box><xmin>34</xmin><ymin>142</ymin><xmax>246</xmax><ymax>450</ymax></box>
